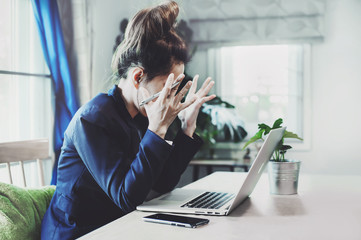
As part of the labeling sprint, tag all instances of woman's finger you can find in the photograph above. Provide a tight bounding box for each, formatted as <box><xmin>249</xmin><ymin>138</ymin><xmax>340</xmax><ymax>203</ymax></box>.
<box><xmin>188</xmin><ymin>74</ymin><xmax>199</xmax><ymax>96</ymax></box>
<box><xmin>159</xmin><ymin>73</ymin><xmax>175</xmax><ymax>101</ymax></box>
<box><xmin>197</xmin><ymin>79</ymin><xmax>214</xmax><ymax>97</ymax></box>
<box><xmin>170</xmin><ymin>74</ymin><xmax>185</xmax><ymax>96</ymax></box>
<box><xmin>201</xmin><ymin>94</ymin><xmax>217</xmax><ymax>104</ymax></box>
<box><xmin>201</xmin><ymin>80</ymin><xmax>215</xmax><ymax>97</ymax></box>
<box><xmin>179</xmin><ymin>95</ymin><xmax>197</xmax><ymax>111</ymax></box>
<box><xmin>173</xmin><ymin>81</ymin><xmax>192</xmax><ymax>105</ymax></box>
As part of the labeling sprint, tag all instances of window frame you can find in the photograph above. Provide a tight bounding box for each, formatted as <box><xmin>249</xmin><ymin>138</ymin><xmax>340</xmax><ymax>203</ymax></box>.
<box><xmin>0</xmin><ymin>0</ymin><xmax>52</xmax><ymax>143</ymax></box>
<box><xmin>0</xmin><ymin>0</ymin><xmax>54</xmax><ymax>186</ymax></box>
<box><xmin>207</xmin><ymin>44</ymin><xmax>311</xmax><ymax>151</ymax></box>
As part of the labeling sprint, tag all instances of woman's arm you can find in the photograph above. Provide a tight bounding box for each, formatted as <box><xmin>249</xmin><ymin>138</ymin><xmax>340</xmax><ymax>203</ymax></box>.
<box><xmin>151</xmin><ymin>75</ymin><xmax>215</xmax><ymax>193</ymax></box>
<box><xmin>178</xmin><ymin>75</ymin><xmax>215</xmax><ymax>138</ymax></box>
<box><xmin>73</xmin><ymin>116</ymin><xmax>173</xmax><ymax>215</ymax></box>
<box><xmin>152</xmin><ymin>130</ymin><xmax>203</xmax><ymax>194</ymax></box>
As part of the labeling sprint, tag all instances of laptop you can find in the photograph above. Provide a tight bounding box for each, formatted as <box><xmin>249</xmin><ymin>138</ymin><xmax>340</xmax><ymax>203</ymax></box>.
<box><xmin>137</xmin><ymin>127</ymin><xmax>286</xmax><ymax>216</ymax></box>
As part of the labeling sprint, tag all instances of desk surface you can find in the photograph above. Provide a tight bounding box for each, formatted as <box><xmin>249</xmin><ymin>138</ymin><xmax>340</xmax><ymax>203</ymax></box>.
<box><xmin>79</xmin><ymin>172</ymin><xmax>361</xmax><ymax>240</ymax></box>
<box><xmin>189</xmin><ymin>159</ymin><xmax>248</xmax><ymax>166</ymax></box>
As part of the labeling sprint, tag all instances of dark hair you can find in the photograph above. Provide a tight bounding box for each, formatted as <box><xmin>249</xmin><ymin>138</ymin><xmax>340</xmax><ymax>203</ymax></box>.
<box><xmin>111</xmin><ymin>1</ymin><xmax>189</xmax><ymax>81</ymax></box>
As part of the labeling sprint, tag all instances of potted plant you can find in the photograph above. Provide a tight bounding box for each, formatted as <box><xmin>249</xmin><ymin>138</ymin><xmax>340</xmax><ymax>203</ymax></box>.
<box><xmin>194</xmin><ymin>97</ymin><xmax>248</xmax><ymax>158</ymax></box>
<box><xmin>168</xmin><ymin>96</ymin><xmax>247</xmax><ymax>159</ymax></box>
<box><xmin>242</xmin><ymin>118</ymin><xmax>303</xmax><ymax>194</ymax></box>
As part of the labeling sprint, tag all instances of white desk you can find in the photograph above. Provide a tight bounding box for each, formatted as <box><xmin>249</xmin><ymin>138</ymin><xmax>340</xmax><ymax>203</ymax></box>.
<box><xmin>79</xmin><ymin>172</ymin><xmax>361</xmax><ymax>240</ymax></box>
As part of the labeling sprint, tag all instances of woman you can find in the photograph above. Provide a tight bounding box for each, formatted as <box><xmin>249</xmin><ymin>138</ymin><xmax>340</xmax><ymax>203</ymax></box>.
<box><xmin>41</xmin><ymin>1</ymin><xmax>215</xmax><ymax>239</ymax></box>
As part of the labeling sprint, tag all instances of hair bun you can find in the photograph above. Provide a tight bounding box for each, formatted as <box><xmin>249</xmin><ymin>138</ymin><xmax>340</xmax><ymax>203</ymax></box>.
<box><xmin>112</xmin><ymin>1</ymin><xmax>188</xmax><ymax>80</ymax></box>
<box><xmin>156</xmin><ymin>1</ymin><xmax>179</xmax><ymax>34</ymax></box>
<box><xmin>139</xmin><ymin>1</ymin><xmax>179</xmax><ymax>43</ymax></box>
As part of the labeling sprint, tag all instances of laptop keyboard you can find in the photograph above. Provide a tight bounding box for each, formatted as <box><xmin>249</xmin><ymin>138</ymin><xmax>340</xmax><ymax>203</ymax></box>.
<box><xmin>181</xmin><ymin>192</ymin><xmax>235</xmax><ymax>209</ymax></box>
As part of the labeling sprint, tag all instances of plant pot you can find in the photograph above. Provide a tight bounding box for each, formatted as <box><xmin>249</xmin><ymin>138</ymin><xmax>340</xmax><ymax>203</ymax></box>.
<box><xmin>268</xmin><ymin>160</ymin><xmax>301</xmax><ymax>195</ymax></box>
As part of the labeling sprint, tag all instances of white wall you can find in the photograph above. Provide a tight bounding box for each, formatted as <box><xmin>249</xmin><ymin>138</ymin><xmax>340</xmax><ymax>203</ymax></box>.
<box><xmin>91</xmin><ymin>0</ymin><xmax>207</xmax><ymax>95</ymax></box>
<box><xmin>286</xmin><ymin>0</ymin><xmax>361</xmax><ymax>175</ymax></box>
<box><xmin>91</xmin><ymin>0</ymin><xmax>361</xmax><ymax>175</ymax></box>
<box><xmin>185</xmin><ymin>0</ymin><xmax>361</xmax><ymax>175</ymax></box>
<box><xmin>91</xmin><ymin>0</ymin><xmax>153</xmax><ymax>96</ymax></box>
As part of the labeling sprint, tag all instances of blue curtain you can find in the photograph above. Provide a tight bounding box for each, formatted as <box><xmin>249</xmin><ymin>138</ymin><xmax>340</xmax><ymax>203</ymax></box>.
<box><xmin>31</xmin><ymin>0</ymin><xmax>79</xmax><ymax>185</ymax></box>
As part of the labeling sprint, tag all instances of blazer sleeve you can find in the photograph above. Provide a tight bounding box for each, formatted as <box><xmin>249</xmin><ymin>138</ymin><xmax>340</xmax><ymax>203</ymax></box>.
<box><xmin>152</xmin><ymin>130</ymin><xmax>203</xmax><ymax>193</ymax></box>
<box><xmin>72</xmin><ymin>115</ymin><xmax>173</xmax><ymax>215</ymax></box>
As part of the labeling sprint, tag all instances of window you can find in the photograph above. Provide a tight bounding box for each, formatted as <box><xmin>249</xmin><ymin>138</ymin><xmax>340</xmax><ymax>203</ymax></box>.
<box><xmin>0</xmin><ymin>0</ymin><xmax>53</xmax><ymax>186</ymax></box>
<box><xmin>208</xmin><ymin>44</ymin><xmax>310</xmax><ymax>148</ymax></box>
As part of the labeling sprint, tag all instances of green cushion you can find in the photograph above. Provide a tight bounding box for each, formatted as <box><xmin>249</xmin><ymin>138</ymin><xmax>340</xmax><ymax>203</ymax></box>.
<box><xmin>0</xmin><ymin>182</ymin><xmax>55</xmax><ymax>240</ymax></box>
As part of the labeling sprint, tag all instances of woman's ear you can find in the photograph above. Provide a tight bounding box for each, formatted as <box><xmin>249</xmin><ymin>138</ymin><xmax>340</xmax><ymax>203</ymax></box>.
<box><xmin>131</xmin><ymin>67</ymin><xmax>144</xmax><ymax>89</ymax></box>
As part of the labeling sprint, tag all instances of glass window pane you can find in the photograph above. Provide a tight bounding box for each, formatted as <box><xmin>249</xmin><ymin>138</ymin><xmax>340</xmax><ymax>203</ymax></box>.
<box><xmin>0</xmin><ymin>74</ymin><xmax>52</xmax><ymax>142</ymax></box>
<box><xmin>0</xmin><ymin>0</ymin><xmax>49</xmax><ymax>74</ymax></box>
<box><xmin>219</xmin><ymin>45</ymin><xmax>304</xmax><ymax>138</ymax></box>
<box><xmin>0</xmin><ymin>1</ymin><xmax>12</xmax><ymax>71</ymax></box>
<box><xmin>0</xmin><ymin>0</ymin><xmax>53</xmax><ymax>187</ymax></box>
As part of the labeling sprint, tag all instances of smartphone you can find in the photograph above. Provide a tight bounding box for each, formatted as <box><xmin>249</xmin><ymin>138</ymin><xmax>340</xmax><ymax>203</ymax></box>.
<box><xmin>143</xmin><ymin>213</ymin><xmax>209</xmax><ymax>228</ymax></box>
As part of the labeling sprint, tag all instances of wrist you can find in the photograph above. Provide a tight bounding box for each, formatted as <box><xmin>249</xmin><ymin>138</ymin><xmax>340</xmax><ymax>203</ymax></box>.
<box><xmin>148</xmin><ymin>126</ymin><xmax>167</xmax><ymax>139</ymax></box>
<box><xmin>181</xmin><ymin>122</ymin><xmax>196</xmax><ymax>138</ymax></box>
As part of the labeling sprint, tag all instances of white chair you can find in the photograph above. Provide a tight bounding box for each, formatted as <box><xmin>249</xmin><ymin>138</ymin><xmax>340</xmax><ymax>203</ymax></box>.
<box><xmin>0</xmin><ymin>139</ymin><xmax>49</xmax><ymax>187</ymax></box>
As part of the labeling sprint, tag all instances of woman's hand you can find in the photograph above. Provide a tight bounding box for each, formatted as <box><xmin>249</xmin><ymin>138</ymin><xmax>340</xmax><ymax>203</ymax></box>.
<box><xmin>140</xmin><ymin>73</ymin><xmax>196</xmax><ymax>139</ymax></box>
<box><xmin>178</xmin><ymin>75</ymin><xmax>216</xmax><ymax>138</ymax></box>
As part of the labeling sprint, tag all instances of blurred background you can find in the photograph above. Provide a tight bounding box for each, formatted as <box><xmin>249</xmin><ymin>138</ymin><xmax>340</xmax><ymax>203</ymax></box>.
<box><xmin>1</xmin><ymin>0</ymin><xmax>360</xmax><ymax>186</ymax></box>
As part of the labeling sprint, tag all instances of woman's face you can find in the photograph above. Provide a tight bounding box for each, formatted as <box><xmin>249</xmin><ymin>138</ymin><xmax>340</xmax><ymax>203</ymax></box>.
<box><xmin>138</xmin><ymin>62</ymin><xmax>185</xmax><ymax>117</ymax></box>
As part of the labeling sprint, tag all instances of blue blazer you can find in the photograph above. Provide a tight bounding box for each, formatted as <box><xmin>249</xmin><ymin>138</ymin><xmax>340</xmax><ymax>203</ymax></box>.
<box><xmin>41</xmin><ymin>85</ymin><xmax>203</xmax><ymax>239</ymax></box>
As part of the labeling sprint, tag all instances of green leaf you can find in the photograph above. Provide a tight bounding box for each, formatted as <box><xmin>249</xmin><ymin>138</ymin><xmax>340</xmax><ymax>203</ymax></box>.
<box><xmin>274</xmin><ymin>139</ymin><xmax>283</xmax><ymax>151</ymax></box>
<box><xmin>280</xmin><ymin>145</ymin><xmax>292</xmax><ymax>151</ymax></box>
<box><xmin>272</xmin><ymin>118</ymin><xmax>283</xmax><ymax>129</ymax></box>
<box><xmin>283</xmin><ymin>130</ymin><xmax>303</xmax><ymax>141</ymax></box>
<box><xmin>242</xmin><ymin>129</ymin><xmax>264</xmax><ymax>150</ymax></box>
<box><xmin>242</xmin><ymin>118</ymin><xmax>303</xmax><ymax>159</ymax></box>
<box><xmin>258</xmin><ymin>124</ymin><xmax>271</xmax><ymax>135</ymax></box>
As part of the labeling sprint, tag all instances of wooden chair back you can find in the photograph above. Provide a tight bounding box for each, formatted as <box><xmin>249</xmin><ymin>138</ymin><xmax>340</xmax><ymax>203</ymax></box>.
<box><xmin>0</xmin><ymin>139</ymin><xmax>49</xmax><ymax>187</ymax></box>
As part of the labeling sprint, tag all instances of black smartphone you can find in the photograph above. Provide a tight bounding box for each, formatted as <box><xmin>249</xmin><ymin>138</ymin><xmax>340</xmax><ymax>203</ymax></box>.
<box><xmin>143</xmin><ymin>213</ymin><xmax>209</xmax><ymax>228</ymax></box>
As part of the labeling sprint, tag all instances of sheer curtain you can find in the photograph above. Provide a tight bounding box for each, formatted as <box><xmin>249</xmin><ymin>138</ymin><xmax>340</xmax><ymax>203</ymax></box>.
<box><xmin>0</xmin><ymin>0</ymin><xmax>53</xmax><ymax>186</ymax></box>
<box><xmin>181</xmin><ymin>0</ymin><xmax>325</xmax><ymax>46</ymax></box>
<box><xmin>57</xmin><ymin>0</ymin><xmax>94</xmax><ymax>106</ymax></box>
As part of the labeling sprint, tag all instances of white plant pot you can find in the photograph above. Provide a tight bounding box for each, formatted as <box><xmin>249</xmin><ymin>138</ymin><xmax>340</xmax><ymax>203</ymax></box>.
<box><xmin>268</xmin><ymin>160</ymin><xmax>301</xmax><ymax>195</ymax></box>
